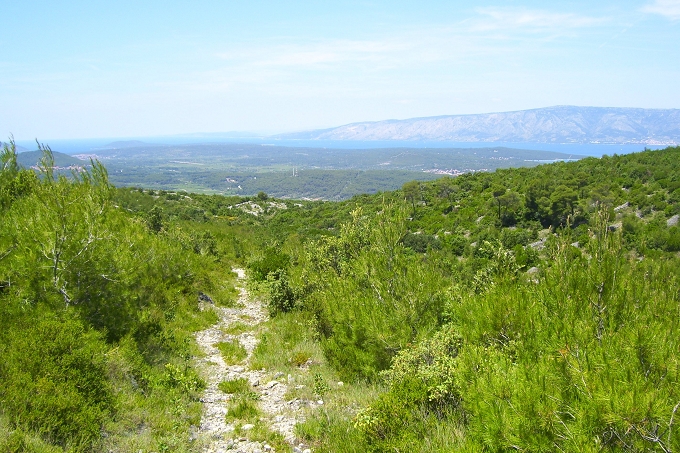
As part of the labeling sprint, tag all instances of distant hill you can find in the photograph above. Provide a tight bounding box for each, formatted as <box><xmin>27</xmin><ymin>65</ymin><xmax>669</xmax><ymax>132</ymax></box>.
<box><xmin>17</xmin><ymin>150</ymin><xmax>85</xmax><ymax>168</ymax></box>
<box><xmin>276</xmin><ymin>106</ymin><xmax>680</xmax><ymax>145</ymax></box>
<box><xmin>1</xmin><ymin>142</ymin><xmax>29</xmax><ymax>153</ymax></box>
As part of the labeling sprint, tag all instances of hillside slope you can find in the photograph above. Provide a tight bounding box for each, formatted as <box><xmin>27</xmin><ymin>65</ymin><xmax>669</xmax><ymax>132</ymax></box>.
<box><xmin>17</xmin><ymin>150</ymin><xmax>85</xmax><ymax>168</ymax></box>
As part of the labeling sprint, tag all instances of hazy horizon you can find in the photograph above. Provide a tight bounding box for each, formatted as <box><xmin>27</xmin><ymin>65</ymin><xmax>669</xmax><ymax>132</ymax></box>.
<box><xmin>6</xmin><ymin>104</ymin><xmax>680</xmax><ymax>144</ymax></box>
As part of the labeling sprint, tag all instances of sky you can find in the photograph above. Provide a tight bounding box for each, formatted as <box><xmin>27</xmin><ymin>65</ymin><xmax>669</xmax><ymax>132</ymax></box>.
<box><xmin>1</xmin><ymin>0</ymin><xmax>679</xmax><ymax>140</ymax></box>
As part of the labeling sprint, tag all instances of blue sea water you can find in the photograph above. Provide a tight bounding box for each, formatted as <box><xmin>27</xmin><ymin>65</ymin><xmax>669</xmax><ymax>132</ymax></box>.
<box><xmin>13</xmin><ymin>136</ymin><xmax>670</xmax><ymax>158</ymax></box>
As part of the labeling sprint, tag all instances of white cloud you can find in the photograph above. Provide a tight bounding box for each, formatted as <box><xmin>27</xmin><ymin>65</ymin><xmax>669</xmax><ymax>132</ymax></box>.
<box><xmin>216</xmin><ymin>39</ymin><xmax>411</xmax><ymax>70</ymax></box>
<box><xmin>171</xmin><ymin>6</ymin><xmax>615</xmax><ymax>99</ymax></box>
<box><xmin>207</xmin><ymin>7</ymin><xmax>610</xmax><ymax>79</ymax></box>
<box><xmin>473</xmin><ymin>7</ymin><xmax>607</xmax><ymax>31</ymax></box>
<box><xmin>258</xmin><ymin>41</ymin><xmax>406</xmax><ymax>67</ymax></box>
<box><xmin>642</xmin><ymin>0</ymin><xmax>680</xmax><ymax>19</ymax></box>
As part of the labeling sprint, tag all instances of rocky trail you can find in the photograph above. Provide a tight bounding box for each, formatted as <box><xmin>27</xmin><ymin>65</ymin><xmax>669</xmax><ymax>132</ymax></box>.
<box><xmin>194</xmin><ymin>268</ymin><xmax>312</xmax><ymax>453</ymax></box>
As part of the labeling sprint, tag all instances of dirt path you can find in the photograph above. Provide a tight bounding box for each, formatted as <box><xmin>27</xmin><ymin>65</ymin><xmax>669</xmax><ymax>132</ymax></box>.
<box><xmin>194</xmin><ymin>268</ymin><xmax>309</xmax><ymax>453</ymax></box>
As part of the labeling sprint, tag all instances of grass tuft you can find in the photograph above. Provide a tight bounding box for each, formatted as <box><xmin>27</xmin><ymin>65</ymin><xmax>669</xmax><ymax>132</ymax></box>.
<box><xmin>289</xmin><ymin>351</ymin><xmax>312</xmax><ymax>367</ymax></box>
<box><xmin>227</xmin><ymin>397</ymin><xmax>260</xmax><ymax>422</ymax></box>
<box><xmin>250</xmin><ymin>311</ymin><xmax>323</xmax><ymax>372</ymax></box>
<box><xmin>218</xmin><ymin>377</ymin><xmax>252</xmax><ymax>395</ymax></box>
<box><xmin>216</xmin><ymin>340</ymin><xmax>247</xmax><ymax>364</ymax></box>
<box><xmin>222</xmin><ymin>322</ymin><xmax>251</xmax><ymax>335</ymax></box>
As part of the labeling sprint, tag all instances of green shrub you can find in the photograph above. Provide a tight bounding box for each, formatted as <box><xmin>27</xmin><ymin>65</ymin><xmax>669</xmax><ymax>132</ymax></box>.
<box><xmin>313</xmin><ymin>373</ymin><xmax>330</xmax><ymax>397</ymax></box>
<box><xmin>401</xmin><ymin>232</ymin><xmax>442</xmax><ymax>253</ymax></box>
<box><xmin>0</xmin><ymin>145</ymin><xmax>230</xmax><ymax>452</ymax></box>
<box><xmin>665</xmin><ymin>226</ymin><xmax>680</xmax><ymax>251</ymax></box>
<box><xmin>500</xmin><ymin>227</ymin><xmax>534</xmax><ymax>248</ymax></box>
<box><xmin>266</xmin><ymin>269</ymin><xmax>296</xmax><ymax>315</ymax></box>
<box><xmin>305</xmin><ymin>207</ymin><xmax>448</xmax><ymax>381</ymax></box>
<box><xmin>444</xmin><ymin>234</ymin><xmax>467</xmax><ymax>256</ymax></box>
<box><xmin>247</xmin><ymin>248</ymin><xmax>290</xmax><ymax>282</ymax></box>
<box><xmin>354</xmin><ymin>377</ymin><xmax>461</xmax><ymax>452</ymax></box>
<box><xmin>290</xmin><ymin>351</ymin><xmax>311</xmax><ymax>367</ymax></box>
<box><xmin>381</xmin><ymin>324</ymin><xmax>462</xmax><ymax>407</ymax></box>
<box><xmin>513</xmin><ymin>244</ymin><xmax>539</xmax><ymax>269</ymax></box>
<box><xmin>0</xmin><ymin>316</ymin><xmax>112</xmax><ymax>451</ymax></box>
<box><xmin>162</xmin><ymin>363</ymin><xmax>205</xmax><ymax>394</ymax></box>
<box><xmin>347</xmin><ymin>324</ymin><xmax>465</xmax><ymax>451</ymax></box>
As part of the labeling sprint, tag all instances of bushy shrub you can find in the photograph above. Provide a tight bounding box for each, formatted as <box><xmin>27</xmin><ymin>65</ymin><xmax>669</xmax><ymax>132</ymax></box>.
<box><xmin>266</xmin><ymin>268</ymin><xmax>296</xmax><ymax>315</ymax></box>
<box><xmin>401</xmin><ymin>232</ymin><xmax>442</xmax><ymax>253</ymax></box>
<box><xmin>443</xmin><ymin>234</ymin><xmax>467</xmax><ymax>256</ymax></box>
<box><xmin>513</xmin><ymin>244</ymin><xmax>539</xmax><ymax>269</ymax></box>
<box><xmin>665</xmin><ymin>226</ymin><xmax>680</xmax><ymax>251</ymax></box>
<box><xmin>381</xmin><ymin>324</ymin><xmax>462</xmax><ymax>406</ymax></box>
<box><xmin>349</xmin><ymin>325</ymin><xmax>465</xmax><ymax>450</ymax></box>
<box><xmin>247</xmin><ymin>248</ymin><xmax>290</xmax><ymax>281</ymax></box>
<box><xmin>314</xmin><ymin>207</ymin><xmax>680</xmax><ymax>451</ymax></box>
<box><xmin>353</xmin><ymin>378</ymin><xmax>432</xmax><ymax>451</ymax></box>
<box><xmin>0</xmin><ymin>316</ymin><xmax>112</xmax><ymax>451</ymax></box>
<box><xmin>0</xmin><ymin>146</ymin><xmax>218</xmax><ymax>451</ymax></box>
<box><xmin>162</xmin><ymin>363</ymin><xmax>205</xmax><ymax>394</ymax></box>
<box><xmin>500</xmin><ymin>227</ymin><xmax>534</xmax><ymax>248</ymax></box>
<box><xmin>304</xmin><ymin>206</ymin><xmax>448</xmax><ymax>381</ymax></box>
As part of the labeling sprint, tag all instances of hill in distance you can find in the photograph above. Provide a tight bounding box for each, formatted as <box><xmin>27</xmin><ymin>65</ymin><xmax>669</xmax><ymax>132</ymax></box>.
<box><xmin>16</xmin><ymin>150</ymin><xmax>85</xmax><ymax>168</ymax></box>
<box><xmin>276</xmin><ymin>106</ymin><xmax>680</xmax><ymax>145</ymax></box>
<box><xmin>1</xmin><ymin>142</ymin><xmax>29</xmax><ymax>153</ymax></box>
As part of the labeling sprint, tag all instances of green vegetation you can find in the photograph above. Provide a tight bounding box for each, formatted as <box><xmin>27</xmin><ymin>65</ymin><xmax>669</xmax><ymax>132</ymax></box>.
<box><xmin>0</xmin><ymin>141</ymin><xmax>228</xmax><ymax>452</ymax></box>
<box><xmin>285</xmin><ymin>147</ymin><xmax>680</xmax><ymax>452</ymax></box>
<box><xmin>16</xmin><ymin>149</ymin><xmax>85</xmax><ymax>169</ymax></box>
<box><xmin>216</xmin><ymin>340</ymin><xmax>248</xmax><ymax>364</ymax></box>
<box><xmin>83</xmin><ymin>142</ymin><xmax>577</xmax><ymax>199</ymax></box>
<box><xmin>250</xmin><ymin>311</ymin><xmax>323</xmax><ymax>372</ymax></box>
<box><xmin>3</xmin><ymin>138</ymin><xmax>680</xmax><ymax>451</ymax></box>
<box><xmin>223</xmin><ymin>321</ymin><xmax>251</xmax><ymax>335</ymax></box>
<box><xmin>226</xmin><ymin>398</ymin><xmax>260</xmax><ymax>422</ymax></box>
<box><xmin>218</xmin><ymin>378</ymin><xmax>253</xmax><ymax>395</ymax></box>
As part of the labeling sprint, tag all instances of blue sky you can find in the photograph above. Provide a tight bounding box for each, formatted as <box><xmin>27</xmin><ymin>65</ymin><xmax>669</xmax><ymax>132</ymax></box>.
<box><xmin>1</xmin><ymin>0</ymin><xmax>679</xmax><ymax>139</ymax></box>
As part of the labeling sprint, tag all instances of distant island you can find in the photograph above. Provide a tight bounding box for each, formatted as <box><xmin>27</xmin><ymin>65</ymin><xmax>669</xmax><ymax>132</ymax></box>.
<box><xmin>276</xmin><ymin>106</ymin><xmax>680</xmax><ymax>145</ymax></box>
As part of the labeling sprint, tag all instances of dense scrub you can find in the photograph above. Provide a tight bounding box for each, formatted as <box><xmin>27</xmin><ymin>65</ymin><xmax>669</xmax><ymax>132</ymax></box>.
<box><xmin>282</xmin><ymin>147</ymin><xmax>680</xmax><ymax>451</ymax></box>
<box><xmin>0</xmin><ymin>142</ymin><xmax>229</xmax><ymax>452</ymax></box>
<box><xmin>317</xmin><ymin>222</ymin><xmax>680</xmax><ymax>451</ymax></box>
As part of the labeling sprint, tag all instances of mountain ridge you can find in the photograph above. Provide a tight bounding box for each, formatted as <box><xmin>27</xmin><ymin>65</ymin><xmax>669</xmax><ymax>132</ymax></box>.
<box><xmin>275</xmin><ymin>106</ymin><xmax>680</xmax><ymax>144</ymax></box>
